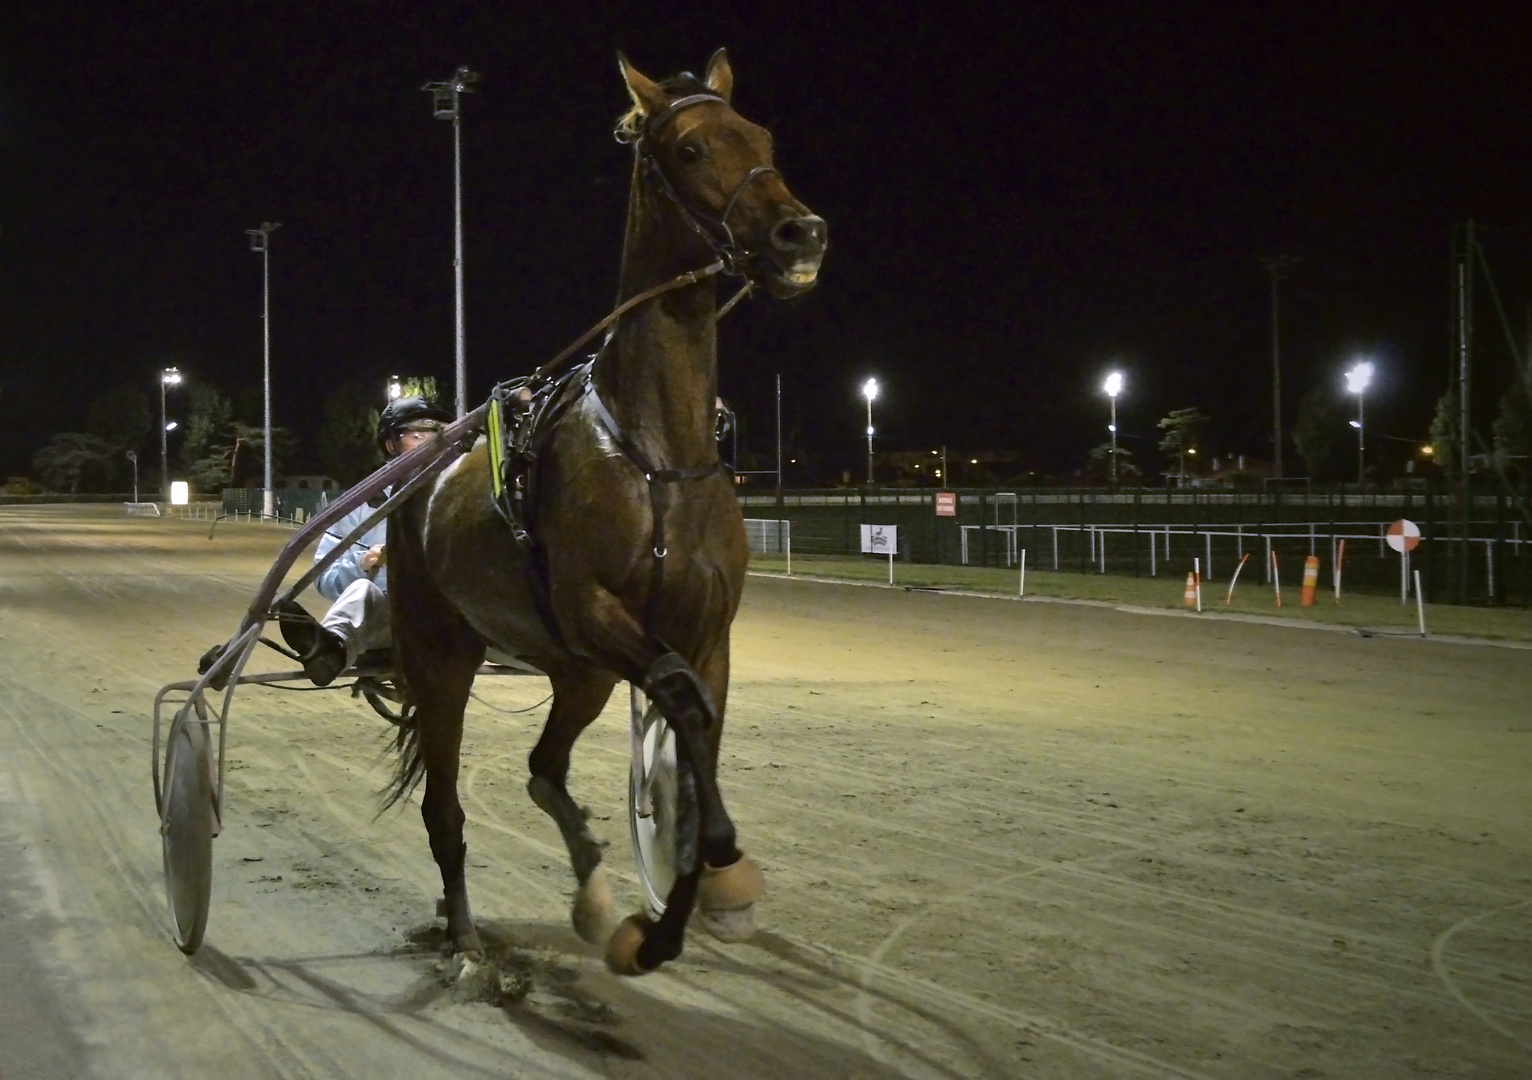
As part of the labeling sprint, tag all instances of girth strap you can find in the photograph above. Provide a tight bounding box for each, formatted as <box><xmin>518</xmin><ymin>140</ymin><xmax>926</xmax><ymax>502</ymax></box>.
<box><xmin>584</xmin><ymin>381</ymin><xmax>722</xmax><ymax>634</ymax></box>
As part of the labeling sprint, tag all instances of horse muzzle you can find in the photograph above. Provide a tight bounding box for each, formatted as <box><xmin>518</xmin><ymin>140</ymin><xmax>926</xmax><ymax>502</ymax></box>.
<box><xmin>758</xmin><ymin>213</ymin><xmax>826</xmax><ymax>298</ymax></box>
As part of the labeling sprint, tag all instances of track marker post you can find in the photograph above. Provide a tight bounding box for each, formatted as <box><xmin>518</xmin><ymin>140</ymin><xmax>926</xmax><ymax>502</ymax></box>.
<box><xmin>1271</xmin><ymin>551</ymin><xmax>1282</xmax><ymax>607</ymax></box>
<box><xmin>1300</xmin><ymin>555</ymin><xmax>1319</xmax><ymax>606</ymax></box>
<box><xmin>1226</xmin><ymin>552</ymin><xmax>1250</xmax><ymax>604</ymax></box>
<box><xmin>1333</xmin><ymin>539</ymin><xmax>1345</xmax><ymax>602</ymax></box>
<box><xmin>1414</xmin><ymin>569</ymin><xmax>1427</xmax><ymax>636</ymax></box>
<box><xmin>1194</xmin><ymin>557</ymin><xmax>1202</xmax><ymax>612</ymax></box>
<box><xmin>1019</xmin><ymin>548</ymin><xmax>1027</xmax><ymax>597</ymax></box>
<box><xmin>1385</xmin><ymin>520</ymin><xmax>1420</xmax><ymax>606</ymax></box>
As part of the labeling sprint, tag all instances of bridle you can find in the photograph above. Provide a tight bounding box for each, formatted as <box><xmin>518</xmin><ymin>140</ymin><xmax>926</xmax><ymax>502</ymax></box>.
<box><xmin>616</xmin><ymin>92</ymin><xmax>781</xmax><ymax>276</ymax></box>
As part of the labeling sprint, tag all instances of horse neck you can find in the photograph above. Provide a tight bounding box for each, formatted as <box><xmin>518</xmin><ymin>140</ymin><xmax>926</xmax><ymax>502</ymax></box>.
<box><xmin>593</xmin><ymin>165</ymin><xmax>720</xmax><ymax>468</ymax></box>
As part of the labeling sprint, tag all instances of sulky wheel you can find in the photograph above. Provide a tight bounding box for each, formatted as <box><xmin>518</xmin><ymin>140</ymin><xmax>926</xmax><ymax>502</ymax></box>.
<box><xmin>628</xmin><ymin>702</ymin><xmax>698</xmax><ymax>917</ymax></box>
<box><xmin>161</xmin><ymin>706</ymin><xmax>215</xmax><ymax>954</ymax></box>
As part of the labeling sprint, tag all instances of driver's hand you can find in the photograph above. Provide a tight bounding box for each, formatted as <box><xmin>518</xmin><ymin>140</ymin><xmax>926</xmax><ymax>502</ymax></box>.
<box><xmin>361</xmin><ymin>544</ymin><xmax>386</xmax><ymax>572</ymax></box>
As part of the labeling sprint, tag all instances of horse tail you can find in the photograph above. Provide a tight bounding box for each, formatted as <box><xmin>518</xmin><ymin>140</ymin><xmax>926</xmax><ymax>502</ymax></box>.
<box><xmin>379</xmin><ymin>703</ymin><xmax>424</xmax><ymax>811</ymax></box>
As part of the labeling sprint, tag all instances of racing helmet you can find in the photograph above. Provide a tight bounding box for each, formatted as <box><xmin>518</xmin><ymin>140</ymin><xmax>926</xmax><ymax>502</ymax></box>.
<box><xmin>378</xmin><ymin>395</ymin><xmax>451</xmax><ymax>454</ymax></box>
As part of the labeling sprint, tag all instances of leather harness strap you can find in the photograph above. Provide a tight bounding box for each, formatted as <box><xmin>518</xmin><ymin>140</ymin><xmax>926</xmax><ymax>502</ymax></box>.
<box><xmin>583</xmin><ymin>379</ymin><xmax>722</xmax><ymax>636</ymax></box>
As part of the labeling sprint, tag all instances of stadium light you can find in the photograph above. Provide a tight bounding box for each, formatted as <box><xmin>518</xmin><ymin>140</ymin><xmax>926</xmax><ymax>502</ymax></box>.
<box><xmin>387</xmin><ymin>376</ymin><xmax>403</xmax><ymax>401</ymax></box>
<box><xmin>862</xmin><ymin>378</ymin><xmax>879</xmax><ymax>484</ymax></box>
<box><xmin>159</xmin><ymin>366</ymin><xmax>182</xmax><ymax>501</ymax></box>
<box><xmin>1103</xmin><ymin>371</ymin><xmax>1125</xmax><ymax>485</ymax></box>
<box><xmin>1345</xmin><ymin>360</ymin><xmax>1374</xmax><ymax>484</ymax></box>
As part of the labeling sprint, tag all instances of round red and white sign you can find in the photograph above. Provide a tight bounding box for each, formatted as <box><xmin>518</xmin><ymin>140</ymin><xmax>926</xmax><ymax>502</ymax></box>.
<box><xmin>1386</xmin><ymin>518</ymin><xmax>1420</xmax><ymax>553</ymax></box>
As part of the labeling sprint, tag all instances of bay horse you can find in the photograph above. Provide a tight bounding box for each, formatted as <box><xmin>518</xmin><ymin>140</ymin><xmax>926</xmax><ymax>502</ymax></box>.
<box><xmin>386</xmin><ymin>50</ymin><xmax>826</xmax><ymax>975</ymax></box>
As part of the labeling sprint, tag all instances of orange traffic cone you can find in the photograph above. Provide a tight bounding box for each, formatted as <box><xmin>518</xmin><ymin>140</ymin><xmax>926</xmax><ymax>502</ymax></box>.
<box><xmin>1300</xmin><ymin>555</ymin><xmax>1319</xmax><ymax>606</ymax></box>
<box><xmin>1184</xmin><ymin>572</ymin><xmax>1197</xmax><ymax>607</ymax></box>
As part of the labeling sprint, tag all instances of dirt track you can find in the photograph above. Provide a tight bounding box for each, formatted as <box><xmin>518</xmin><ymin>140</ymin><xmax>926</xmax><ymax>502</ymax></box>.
<box><xmin>1</xmin><ymin>505</ymin><xmax>1529</xmax><ymax>1079</ymax></box>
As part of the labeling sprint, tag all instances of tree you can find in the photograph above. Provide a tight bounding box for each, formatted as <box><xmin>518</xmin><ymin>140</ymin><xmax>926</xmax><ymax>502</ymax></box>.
<box><xmin>1291</xmin><ymin>387</ymin><xmax>1344</xmax><ymax>479</ymax></box>
<box><xmin>1085</xmin><ymin>442</ymin><xmax>1140</xmax><ymax>483</ymax></box>
<box><xmin>1428</xmin><ymin>389</ymin><xmax>1458</xmax><ymax>466</ymax></box>
<box><xmin>392</xmin><ymin>375</ymin><xmax>440</xmax><ymax>403</ymax></box>
<box><xmin>33</xmin><ymin>433</ymin><xmax>118</xmax><ymax>493</ymax></box>
<box><xmin>1157</xmin><ymin>408</ymin><xmax>1208</xmax><ymax>485</ymax></box>
<box><xmin>178</xmin><ymin>385</ymin><xmax>232</xmax><ymax>472</ymax></box>
<box><xmin>174</xmin><ymin>384</ymin><xmax>295</xmax><ymax>494</ymax></box>
<box><xmin>317</xmin><ymin>381</ymin><xmax>383</xmax><ymax>484</ymax></box>
<box><xmin>1492</xmin><ymin>382</ymin><xmax>1532</xmax><ymax>478</ymax></box>
<box><xmin>85</xmin><ymin>382</ymin><xmax>151</xmax><ymax>452</ymax></box>
<box><xmin>225</xmin><ymin>419</ymin><xmax>295</xmax><ymax>485</ymax></box>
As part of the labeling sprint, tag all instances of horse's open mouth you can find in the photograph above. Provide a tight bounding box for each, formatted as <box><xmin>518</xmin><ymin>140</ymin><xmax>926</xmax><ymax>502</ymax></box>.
<box><xmin>759</xmin><ymin>258</ymin><xmax>822</xmax><ymax>299</ymax></box>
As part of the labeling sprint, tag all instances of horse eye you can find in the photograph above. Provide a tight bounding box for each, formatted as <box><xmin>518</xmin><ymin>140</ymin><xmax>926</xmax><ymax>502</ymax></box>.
<box><xmin>676</xmin><ymin>144</ymin><xmax>702</xmax><ymax>166</ymax></box>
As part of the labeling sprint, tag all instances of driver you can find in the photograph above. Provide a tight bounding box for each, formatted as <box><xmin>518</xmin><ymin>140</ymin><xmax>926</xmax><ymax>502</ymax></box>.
<box><xmin>300</xmin><ymin>395</ymin><xmax>450</xmax><ymax>685</ymax></box>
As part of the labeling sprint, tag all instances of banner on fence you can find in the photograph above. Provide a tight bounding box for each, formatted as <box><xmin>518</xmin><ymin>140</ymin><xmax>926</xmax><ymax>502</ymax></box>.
<box><xmin>934</xmin><ymin>492</ymin><xmax>956</xmax><ymax>517</ymax></box>
<box><xmin>860</xmin><ymin>524</ymin><xmax>898</xmax><ymax>554</ymax></box>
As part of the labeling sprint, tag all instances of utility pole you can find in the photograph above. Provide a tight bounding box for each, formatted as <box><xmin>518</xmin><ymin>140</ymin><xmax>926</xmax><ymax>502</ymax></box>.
<box><xmin>1261</xmin><ymin>256</ymin><xmax>1300</xmax><ymax>481</ymax></box>
<box><xmin>775</xmin><ymin>374</ymin><xmax>784</xmax><ymax>510</ymax></box>
<box><xmin>423</xmin><ymin>66</ymin><xmax>479</xmax><ymax>418</ymax></box>
<box><xmin>246</xmin><ymin>223</ymin><xmax>280</xmax><ymax>517</ymax></box>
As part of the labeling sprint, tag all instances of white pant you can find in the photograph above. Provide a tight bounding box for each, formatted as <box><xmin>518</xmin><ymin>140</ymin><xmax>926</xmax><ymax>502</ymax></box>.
<box><xmin>319</xmin><ymin>578</ymin><xmax>391</xmax><ymax>665</ymax></box>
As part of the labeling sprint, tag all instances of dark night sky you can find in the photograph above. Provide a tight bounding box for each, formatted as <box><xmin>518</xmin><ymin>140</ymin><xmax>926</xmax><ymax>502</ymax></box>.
<box><xmin>3</xmin><ymin>3</ymin><xmax>1530</xmax><ymax>483</ymax></box>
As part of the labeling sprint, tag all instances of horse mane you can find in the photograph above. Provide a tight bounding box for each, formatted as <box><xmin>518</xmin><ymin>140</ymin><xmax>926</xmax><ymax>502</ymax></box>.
<box><xmin>614</xmin><ymin>72</ymin><xmax>710</xmax><ymax>142</ymax></box>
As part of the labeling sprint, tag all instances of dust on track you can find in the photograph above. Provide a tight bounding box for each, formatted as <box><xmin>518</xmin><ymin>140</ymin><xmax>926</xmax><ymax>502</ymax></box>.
<box><xmin>1</xmin><ymin>505</ymin><xmax>1529</xmax><ymax>1079</ymax></box>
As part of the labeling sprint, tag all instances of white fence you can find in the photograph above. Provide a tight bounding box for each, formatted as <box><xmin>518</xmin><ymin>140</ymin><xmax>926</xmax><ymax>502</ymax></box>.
<box><xmin>959</xmin><ymin>519</ymin><xmax>1524</xmax><ymax>592</ymax></box>
<box><xmin>742</xmin><ymin>518</ymin><xmax>792</xmax><ymax>556</ymax></box>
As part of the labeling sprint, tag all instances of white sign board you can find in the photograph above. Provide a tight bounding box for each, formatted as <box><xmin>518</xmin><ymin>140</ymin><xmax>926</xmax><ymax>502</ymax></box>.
<box><xmin>169</xmin><ymin>481</ymin><xmax>190</xmax><ymax>506</ymax></box>
<box><xmin>860</xmin><ymin>524</ymin><xmax>897</xmax><ymax>555</ymax></box>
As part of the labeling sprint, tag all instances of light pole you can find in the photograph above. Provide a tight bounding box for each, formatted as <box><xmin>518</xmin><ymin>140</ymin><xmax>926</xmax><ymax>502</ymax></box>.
<box><xmin>126</xmin><ymin>450</ymin><xmax>138</xmax><ymax>505</ymax></box>
<box><xmin>159</xmin><ymin>366</ymin><xmax>182</xmax><ymax>501</ymax></box>
<box><xmin>1261</xmin><ymin>255</ymin><xmax>1299</xmax><ymax>479</ymax></box>
<box><xmin>1345</xmin><ymin>360</ymin><xmax>1374</xmax><ymax>485</ymax></box>
<box><xmin>246</xmin><ymin>222</ymin><xmax>280</xmax><ymax>518</ymax></box>
<box><xmin>1103</xmin><ymin>371</ymin><xmax>1124</xmax><ymax>485</ymax></box>
<box><xmin>423</xmin><ymin>65</ymin><xmax>479</xmax><ymax>419</ymax></box>
<box><xmin>862</xmin><ymin>378</ymin><xmax>879</xmax><ymax>484</ymax></box>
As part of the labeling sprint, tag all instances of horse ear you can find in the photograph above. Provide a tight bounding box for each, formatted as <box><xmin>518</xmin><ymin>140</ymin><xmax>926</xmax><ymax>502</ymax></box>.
<box><xmin>704</xmin><ymin>48</ymin><xmax>733</xmax><ymax>103</ymax></box>
<box><xmin>617</xmin><ymin>52</ymin><xmax>668</xmax><ymax>117</ymax></box>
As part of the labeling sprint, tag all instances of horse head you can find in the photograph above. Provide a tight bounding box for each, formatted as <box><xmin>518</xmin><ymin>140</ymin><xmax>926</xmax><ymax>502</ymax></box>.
<box><xmin>617</xmin><ymin>49</ymin><xmax>827</xmax><ymax>299</ymax></box>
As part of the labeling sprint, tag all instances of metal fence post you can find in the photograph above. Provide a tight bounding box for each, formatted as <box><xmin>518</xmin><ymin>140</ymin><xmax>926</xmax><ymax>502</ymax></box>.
<box><xmin>1133</xmin><ymin>489</ymin><xmax>1141</xmax><ymax>577</ymax></box>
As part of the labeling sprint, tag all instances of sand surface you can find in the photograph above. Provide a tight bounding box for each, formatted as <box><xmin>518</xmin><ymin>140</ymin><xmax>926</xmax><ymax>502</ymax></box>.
<box><xmin>1</xmin><ymin>505</ymin><xmax>1529</xmax><ymax>1078</ymax></box>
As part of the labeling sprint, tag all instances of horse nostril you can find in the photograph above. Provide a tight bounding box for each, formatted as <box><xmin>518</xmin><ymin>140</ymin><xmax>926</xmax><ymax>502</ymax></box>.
<box><xmin>771</xmin><ymin>218</ymin><xmax>807</xmax><ymax>252</ymax></box>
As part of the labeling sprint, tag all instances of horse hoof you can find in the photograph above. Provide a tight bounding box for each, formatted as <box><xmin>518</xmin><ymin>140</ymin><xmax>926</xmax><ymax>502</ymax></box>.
<box><xmin>699</xmin><ymin>853</ymin><xmax>765</xmax><ymax>911</ymax></box>
<box><xmin>453</xmin><ymin>928</ymin><xmax>484</xmax><ymax>957</ymax></box>
<box><xmin>604</xmin><ymin>914</ymin><xmax>658</xmax><ymax>976</ymax></box>
<box><xmin>572</xmin><ymin>864</ymin><xmax>620</xmax><ymax>946</ymax></box>
<box><xmin>699</xmin><ymin>902</ymin><xmax>758</xmax><ymax>943</ymax></box>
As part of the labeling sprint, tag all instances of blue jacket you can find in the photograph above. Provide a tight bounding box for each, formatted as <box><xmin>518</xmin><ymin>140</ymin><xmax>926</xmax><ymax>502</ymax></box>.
<box><xmin>315</xmin><ymin>499</ymin><xmax>388</xmax><ymax>600</ymax></box>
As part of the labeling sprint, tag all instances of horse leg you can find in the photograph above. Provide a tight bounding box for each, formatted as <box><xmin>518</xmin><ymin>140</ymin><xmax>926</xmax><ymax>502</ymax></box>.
<box><xmin>416</xmin><ymin>662</ymin><xmax>482</xmax><ymax>956</ymax></box>
<box><xmin>607</xmin><ymin>644</ymin><xmax>764</xmax><ymax>973</ymax></box>
<box><xmin>524</xmin><ymin>663</ymin><xmax>620</xmax><ymax>945</ymax></box>
<box><xmin>640</xmin><ymin>643</ymin><xmax>764</xmax><ymax>940</ymax></box>
<box><xmin>390</xmin><ymin>592</ymin><xmax>486</xmax><ymax>957</ymax></box>
<box><xmin>553</xmin><ymin>593</ymin><xmax>757</xmax><ymax>973</ymax></box>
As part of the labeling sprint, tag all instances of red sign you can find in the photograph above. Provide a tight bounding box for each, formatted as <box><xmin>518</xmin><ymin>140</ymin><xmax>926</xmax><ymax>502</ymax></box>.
<box><xmin>935</xmin><ymin>492</ymin><xmax>957</xmax><ymax>517</ymax></box>
<box><xmin>1386</xmin><ymin>519</ymin><xmax>1421</xmax><ymax>553</ymax></box>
